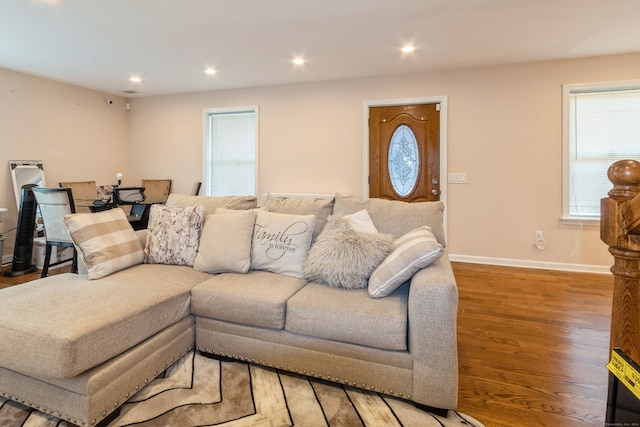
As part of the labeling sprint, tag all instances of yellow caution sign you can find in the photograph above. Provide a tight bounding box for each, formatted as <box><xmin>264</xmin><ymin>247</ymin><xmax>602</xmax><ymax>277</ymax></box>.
<box><xmin>608</xmin><ymin>349</ymin><xmax>640</xmax><ymax>401</ymax></box>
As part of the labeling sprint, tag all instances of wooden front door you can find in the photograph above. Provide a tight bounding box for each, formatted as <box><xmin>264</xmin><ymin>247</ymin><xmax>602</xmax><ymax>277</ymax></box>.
<box><xmin>369</xmin><ymin>104</ymin><xmax>440</xmax><ymax>202</ymax></box>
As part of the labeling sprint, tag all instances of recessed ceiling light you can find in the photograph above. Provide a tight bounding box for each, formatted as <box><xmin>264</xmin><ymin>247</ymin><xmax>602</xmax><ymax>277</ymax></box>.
<box><xmin>292</xmin><ymin>58</ymin><xmax>305</xmax><ymax>65</ymax></box>
<box><xmin>204</xmin><ymin>68</ymin><xmax>217</xmax><ymax>75</ymax></box>
<box><xmin>130</xmin><ymin>76</ymin><xmax>142</xmax><ymax>83</ymax></box>
<box><xmin>401</xmin><ymin>45</ymin><xmax>415</xmax><ymax>53</ymax></box>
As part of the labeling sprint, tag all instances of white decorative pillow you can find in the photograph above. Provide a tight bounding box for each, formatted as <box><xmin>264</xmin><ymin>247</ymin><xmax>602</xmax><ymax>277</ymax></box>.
<box><xmin>144</xmin><ymin>204</ymin><xmax>205</xmax><ymax>266</ymax></box>
<box><xmin>194</xmin><ymin>210</ymin><xmax>256</xmax><ymax>274</ymax></box>
<box><xmin>64</xmin><ymin>208</ymin><xmax>144</xmax><ymax>280</ymax></box>
<box><xmin>251</xmin><ymin>211</ymin><xmax>316</xmax><ymax>278</ymax></box>
<box><xmin>344</xmin><ymin>210</ymin><xmax>378</xmax><ymax>233</ymax></box>
<box><xmin>368</xmin><ymin>226</ymin><xmax>444</xmax><ymax>298</ymax></box>
<box><xmin>303</xmin><ymin>216</ymin><xmax>393</xmax><ymax>290</ymax></box>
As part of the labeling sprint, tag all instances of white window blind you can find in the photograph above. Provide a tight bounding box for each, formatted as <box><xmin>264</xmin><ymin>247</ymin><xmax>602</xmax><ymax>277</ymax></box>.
<box><xmin>203</xmin><ymin>107</ymin><xmax>258</xmax><ymax>196</ymax></box>
<box><xmin>563</xmin><ymin>82</ymin><xmax>640</xmax><ymax>222</ymax></box>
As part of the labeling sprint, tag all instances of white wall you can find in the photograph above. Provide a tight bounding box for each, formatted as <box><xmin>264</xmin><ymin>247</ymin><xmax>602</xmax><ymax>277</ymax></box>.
<box><xmin>0</xmin><ymin>67</ymin><xmax>129</xmax><ymax>259</ymax></box>
<box><xmin>128</xmin><ymin>52</ymin><xmax>640</xmax><ymax>271</ymax></box>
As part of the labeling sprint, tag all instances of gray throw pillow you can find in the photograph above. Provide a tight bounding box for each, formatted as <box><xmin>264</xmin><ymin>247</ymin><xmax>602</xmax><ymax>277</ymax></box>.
<box><xmin>144</xmin><ymin>204</ymin><xmax>205</xmax><ymax>266</ymax></box>
<box><xmin>303</xmin><ymin>216</ymin><xmax>393</xmax><ymax>290</ymax></box>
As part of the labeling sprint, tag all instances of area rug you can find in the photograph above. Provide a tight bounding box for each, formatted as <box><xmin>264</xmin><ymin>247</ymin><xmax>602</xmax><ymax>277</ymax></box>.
<box><xmin>0</xmin><ymin>351</ymin><xmax>483</xmax><ymax>426</ymax></box>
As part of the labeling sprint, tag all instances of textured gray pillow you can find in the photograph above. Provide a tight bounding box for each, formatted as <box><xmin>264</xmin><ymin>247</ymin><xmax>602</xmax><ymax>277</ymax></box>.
<box><xmin>303</xmin><ymin>216</ymin><xmax>393</xmax><ymax>289</ymax></box>
<box><xmin>144</xmin><ymin>204</ymin><xmax>205</xmax><ymax>266</ymax></box>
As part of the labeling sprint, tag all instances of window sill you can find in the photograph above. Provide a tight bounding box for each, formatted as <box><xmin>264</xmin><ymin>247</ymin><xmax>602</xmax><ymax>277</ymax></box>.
<box><xmin>561</xmin><ymin>216</ymin><xmax>600</xmax><ymax>226</ymax></box>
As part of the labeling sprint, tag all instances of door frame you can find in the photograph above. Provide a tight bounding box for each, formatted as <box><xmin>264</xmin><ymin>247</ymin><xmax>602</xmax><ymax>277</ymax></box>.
<box><xmin>362</xmin><ymin>95</ymin><xmax>448</xmax><ymax>232</ymax></box>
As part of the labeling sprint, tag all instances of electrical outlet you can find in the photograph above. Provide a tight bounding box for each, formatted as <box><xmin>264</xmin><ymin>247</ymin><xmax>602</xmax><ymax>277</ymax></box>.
<box><xmin>535</xmin><ymin>230</ymin><xmax>546</xmax><ymax>250</ymax></box>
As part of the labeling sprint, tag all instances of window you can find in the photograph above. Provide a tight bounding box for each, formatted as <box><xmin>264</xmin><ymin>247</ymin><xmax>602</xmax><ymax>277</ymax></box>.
<box><xmin>562</xmin><ymin>81</ymin><xmax>640</xmax><ymax>223</ymax></box>
<box><xmin>203</xmin><ymin>106</ymin><xmax>258</xmax><ymax>196</ymax></box>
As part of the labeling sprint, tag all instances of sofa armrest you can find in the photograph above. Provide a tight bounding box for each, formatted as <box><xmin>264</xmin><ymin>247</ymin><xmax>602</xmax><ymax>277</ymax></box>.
<box><xmin>407</xmin><ymin>253</ymin><xmax>459</xmax><ymax>409</ymax></box>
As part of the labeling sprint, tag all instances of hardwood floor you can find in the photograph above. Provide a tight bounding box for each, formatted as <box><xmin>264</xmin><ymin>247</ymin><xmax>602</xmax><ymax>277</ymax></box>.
<box><xmin>454</xmin><ymin>262</ymin><xmax>612</xmax><ymax>427</ymax></box>
<box><xmin>0</xmin><ymin>262</ymin><xmax>613</xmax><ymax>426</ymax></box>
<box><xmin>0</xmin><ymin>263</ymin><xmax>70</xmax><ymax>289</ymax></box>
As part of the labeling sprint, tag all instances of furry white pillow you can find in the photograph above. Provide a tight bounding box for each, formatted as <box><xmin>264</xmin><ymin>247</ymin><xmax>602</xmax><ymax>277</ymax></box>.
<box><xmin>369</xmin><ymin>226</ymin><xmax>444</xmax><ymax>298</ymax></box>
<box><xmin>303</xmin><ymin>216</ymin><xmax>393</xmax><ymax>289</ymax></box>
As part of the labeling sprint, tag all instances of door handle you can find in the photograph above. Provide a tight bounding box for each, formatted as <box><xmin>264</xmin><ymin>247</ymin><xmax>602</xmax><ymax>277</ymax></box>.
<box><xmin>431</xmin><ymin>189</ymin><xmax>439</xmax><ymax>196</ymax></box>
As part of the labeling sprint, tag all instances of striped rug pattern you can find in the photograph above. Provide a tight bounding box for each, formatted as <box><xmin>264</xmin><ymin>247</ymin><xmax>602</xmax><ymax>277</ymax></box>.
<box><xmin>0</xmin><ymin>351</ymin><xmax>483</xmax><ymax>426</ymax></box>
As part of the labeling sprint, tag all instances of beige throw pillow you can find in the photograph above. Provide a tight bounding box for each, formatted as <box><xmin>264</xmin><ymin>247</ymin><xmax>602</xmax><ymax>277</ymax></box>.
<box><xmin>368</xmin><ymin>226</ymin><xmax>444</xmax><ymax>298</ymax></box>
<box><xmin>144</xmin><ymin>204</ymin><xmax>205</xmax><ymax>266</ymax></box>
<box><xmin>194</xmin><ymin>210</ymin><xmax>256</xmax><ymax>274</ymax></box>
<box><xmin>251</xmin><ymin>211</ymin><xmax>316</xmax><ymax>278</ymax></box>
<box><xmin>64</xmin><ymin>208</ymin><xmax>144</xmax><ymax>280</ymax></box>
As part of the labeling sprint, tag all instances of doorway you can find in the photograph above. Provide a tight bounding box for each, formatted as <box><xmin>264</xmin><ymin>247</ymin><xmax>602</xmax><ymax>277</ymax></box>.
<box><xmin>363</xmin><ymin>97</ymin><xmax>448</xmax><ymax>206</ymax></box>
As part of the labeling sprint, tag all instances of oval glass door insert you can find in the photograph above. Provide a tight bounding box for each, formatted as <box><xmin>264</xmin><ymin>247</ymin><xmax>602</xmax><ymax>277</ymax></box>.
<box><xmin>388</xmin><ymin>124</ymin><xmax>419</xmax><ymax>196</ymax></box>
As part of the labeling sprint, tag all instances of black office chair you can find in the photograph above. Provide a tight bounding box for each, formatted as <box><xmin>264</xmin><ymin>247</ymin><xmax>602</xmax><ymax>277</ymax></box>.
<box><xmin>113</xmin><ymin>187</ymin><xmax>146</xmax><ymax>205</ymax></box>
<box><xmin>113</xmin><ymin>187</ymin><xmax>150</xmax><ymax>230</ymax></box>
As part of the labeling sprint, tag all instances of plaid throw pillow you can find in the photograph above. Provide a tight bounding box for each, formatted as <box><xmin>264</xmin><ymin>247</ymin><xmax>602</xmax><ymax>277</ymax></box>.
<box><xmin>64</xmin><ymin>208</ymin><xmax>144</xmax><ymax>280</ymax></box>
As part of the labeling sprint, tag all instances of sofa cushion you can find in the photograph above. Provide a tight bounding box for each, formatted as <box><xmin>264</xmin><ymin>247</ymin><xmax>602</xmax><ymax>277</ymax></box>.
<box><xmin>303</xmin><ymin>216</ymin><xmax>393</xmax><ymax>289</ymax></box>
<box><xmin>332</xmin><ymin>194</ymin><xmax>446</xmax><ymax>246</ymax></box>
<box><xmin>191</xmin><ymin>271</ymin><xmax>308</xmax><ymax>330</ymax></box>
<box><xmin>144</xmin><ymin>204</ymin><xmax>205</xmax><ymax>266</ymax></box>
<box><xmin>0</xmin><ymin>264</ymin><xmax>209</xmax><ymax>379</ymax></box>
<box><xmin>369</xmin><ymin>226</ymin><xmax>444</xmax><ymax>298</ymax></box>
<box><xmin>285</xmin><ymin>282</ymin><xmax>409</xmax><ymax>351</ymax></box>
<box><xmin>64</xmin><ymin>208</ymin><xmax>144</xmax><ymax>280</ymax></box>
<box><xmin>194</xmin><ymin>210</ymin><xmax>256</xmax><ymax>274</ymax></box>
<box><xmin>265</xmin><ymin>194</ymin><xmax>335</xmax><ymax>242</ymax></box>
<box><xmin>251</xmin><ymin>211</ymin><xmax>316</xmax><ymax>278</ymax></box>
<box><xmin>166</xmin><ymin>193</ymin><xmax>258</xmax><ymax>215</ymax></box>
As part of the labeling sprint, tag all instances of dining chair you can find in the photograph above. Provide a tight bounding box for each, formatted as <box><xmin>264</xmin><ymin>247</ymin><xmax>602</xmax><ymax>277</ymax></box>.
<box><xmin>141</xmin><ymin>179</ymin><xmax>172</xmax><ymax>204</ymax></box>
<box><xmin>191</xmin><ymin>181</ymin><xmax>202</xmax><ymax>196</ymax></box>
<box><xmin>32</xmin><ymin>187</ymin><xmax>79</xmax><ymax>278</ymax></box>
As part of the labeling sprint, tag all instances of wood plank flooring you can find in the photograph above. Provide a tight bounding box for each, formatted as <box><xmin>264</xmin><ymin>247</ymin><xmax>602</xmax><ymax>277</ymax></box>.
<box><xmin>454</xmin><ymin>262</ymin><xmax>611</xmax><ymax>427</ymax></box>
<box><xmin>0</xmin><ymin>262</ymin><xmax>613</xmax><ymax>426</ymax></box>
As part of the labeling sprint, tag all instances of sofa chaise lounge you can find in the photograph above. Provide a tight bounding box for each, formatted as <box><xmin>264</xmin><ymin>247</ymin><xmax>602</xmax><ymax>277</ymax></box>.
<box><xmin>0</xmin><ymin>193</ymin><xmax>458</xmax><ymax>426</ymax></box>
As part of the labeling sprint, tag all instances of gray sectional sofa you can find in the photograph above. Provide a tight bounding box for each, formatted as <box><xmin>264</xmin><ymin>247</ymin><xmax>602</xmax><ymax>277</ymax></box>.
<box><xmin>0</xmin><ymin>193</ymin><xmax>458</xmax><ymax>426</ymax></box>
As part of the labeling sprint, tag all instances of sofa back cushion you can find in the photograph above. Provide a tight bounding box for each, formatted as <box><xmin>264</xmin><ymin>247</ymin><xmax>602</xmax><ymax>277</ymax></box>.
<box><xmin>264</xmin><ymin>194</ymin><xmax>335</xmax><ymax>243</ymax></box>
<box><xmin>166</xmin><ymin>193</ymin><xmax>257</xmax><ymax>215</ymax></box>
<box><xmin>332</xmin><ymin>194</ymin><xmax>446</xmax><ymax>246</ymax></box>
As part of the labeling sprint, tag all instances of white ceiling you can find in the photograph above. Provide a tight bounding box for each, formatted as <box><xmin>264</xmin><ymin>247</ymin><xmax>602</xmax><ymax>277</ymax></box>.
<box><xmin>2</xmin><ymin>0</ymin><xmax>640</xmax><ymax>98</ymax></box>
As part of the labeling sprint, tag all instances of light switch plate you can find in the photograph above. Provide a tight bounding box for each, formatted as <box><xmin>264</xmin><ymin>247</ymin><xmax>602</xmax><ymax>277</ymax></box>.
<box><xmin>448</xmin><ymin>173</ymin><xmax>468</xmax><ymax>184</ymax></box>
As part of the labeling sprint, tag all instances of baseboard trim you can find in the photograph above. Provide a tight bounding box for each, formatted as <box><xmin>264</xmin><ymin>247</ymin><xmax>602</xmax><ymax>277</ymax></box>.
<box><xmin>449</xmin><ymin>254</ymin><xmax>612</xmax><ymax>275</ymax></box>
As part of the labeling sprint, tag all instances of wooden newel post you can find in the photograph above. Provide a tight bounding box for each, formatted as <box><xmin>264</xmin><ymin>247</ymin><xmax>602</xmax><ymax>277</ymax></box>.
<box><xmin>601</xmin><ymin>159</ymin><xmax>640</xmax><ymax>363</ymax></box>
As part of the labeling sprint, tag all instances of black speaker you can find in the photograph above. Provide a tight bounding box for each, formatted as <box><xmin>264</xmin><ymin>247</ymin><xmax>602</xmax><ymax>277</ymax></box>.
<box><xmin>4</xmin><ymin>184</ymin><xmax>38</xmax><ymax>276</ymax></box>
